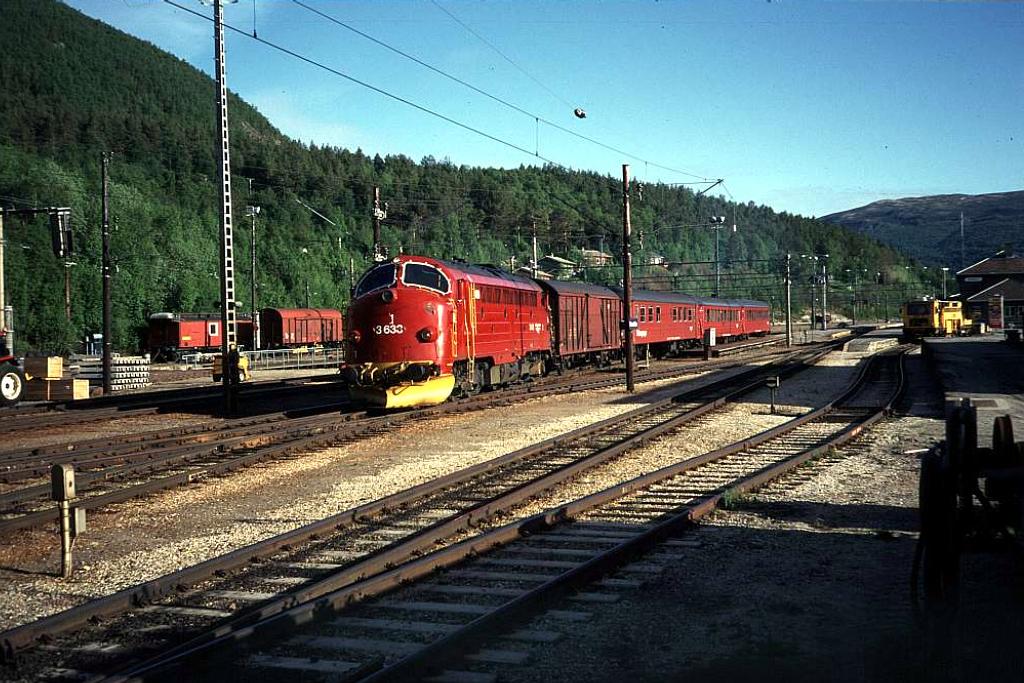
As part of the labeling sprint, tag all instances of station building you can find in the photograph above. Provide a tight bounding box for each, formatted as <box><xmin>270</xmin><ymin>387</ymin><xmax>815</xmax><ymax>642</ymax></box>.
<box><xmin>956</xmin><ymin>253</ymin><xmax>1024</xmax><ymax>330</ymax></box>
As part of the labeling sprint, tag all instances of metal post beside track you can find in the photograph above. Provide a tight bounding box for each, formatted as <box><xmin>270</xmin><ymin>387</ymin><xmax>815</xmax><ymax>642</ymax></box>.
<box><xmin>213</xmin><ymin>0</ymin><xmax>238</xmax><ymax>415</ymax></box>
<box><xmin>622</xmin><ymin>164</ymin><xmax>635</xmax><ymax>393</ymax></box>
<box><xmin>785</xmin><ymin>253</ymin><xmax>792</xmax><ymax>347</ymax></box>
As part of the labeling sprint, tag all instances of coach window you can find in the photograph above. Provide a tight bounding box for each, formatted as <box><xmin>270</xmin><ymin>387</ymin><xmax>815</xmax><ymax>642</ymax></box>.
<box><xmin>639</xmin><ymin>307</ymin><xmax>646</xmax><ymax>323</ymax></box>
<box><xmin>354</xmin><ymin>263</ymin><xmax>397</xmax><ymax>298</ymax></box>
<box><xmin>656</xmin><ymin>307</ymin><xmax>661</xmax><ymax>322</ymax></box>
<box><xmin>647</xmin><ymin>307</ymin><xmax>654</xmax><ymax>322</ymax></box>
<box><xmin>402</xmin><ymin>262</ymin><xmax>451</xmax><ymax>295</ymax></box>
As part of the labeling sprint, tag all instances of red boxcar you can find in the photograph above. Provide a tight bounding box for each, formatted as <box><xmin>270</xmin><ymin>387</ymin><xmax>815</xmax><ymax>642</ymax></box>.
<box><xmin>260</xmin><ymin>308</ymin><xmax>344</xmax><ymax>347</ymax></box>
<box><xmin>147</xmin><ymin>313</ymin><xmax>254</xmax><ymax>361</ymax></box>
<box><xmin>539</xmin><ymin>280</ymin><xmax>622</xmax><ymax>368</ymax></box>
<box><xmin>344</xmin><ymin>256</ymin><xmax>550</xmax><ymax>408</ymax></box>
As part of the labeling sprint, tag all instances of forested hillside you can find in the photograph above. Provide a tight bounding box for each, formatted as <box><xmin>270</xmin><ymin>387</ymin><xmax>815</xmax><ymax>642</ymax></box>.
<box><xmin>0</xmin><ymin>0</ymin><xmax>931</xmax><ymax>352</ymax></box>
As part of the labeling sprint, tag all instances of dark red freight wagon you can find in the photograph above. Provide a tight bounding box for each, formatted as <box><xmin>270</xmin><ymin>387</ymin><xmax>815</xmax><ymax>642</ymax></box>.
<box><xmin>147</xmin><ymin>313</ymin><xmax>254</xmax><ymax>361</ymax></box>
<box><xmin>539</xmin><ymin>280</ymin><xmax>622</xmax><ymax>368</ymax></box>
<box><xmin>260</xmin><ymin>308</ymin><xmax>344</xmax><ymax>347</ymax></box>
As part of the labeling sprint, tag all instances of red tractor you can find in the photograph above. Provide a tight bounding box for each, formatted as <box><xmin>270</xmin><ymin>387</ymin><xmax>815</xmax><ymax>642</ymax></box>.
<box><xmin>0</xmin><ymin>330</ymin><xmax>24</xmax><ymax>406</ymax></box>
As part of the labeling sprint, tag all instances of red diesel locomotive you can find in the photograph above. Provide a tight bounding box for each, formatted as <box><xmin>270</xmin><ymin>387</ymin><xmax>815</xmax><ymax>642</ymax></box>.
<box><xmin>343</xmin><ymin>255</ymin><xmax>550</xmax><ymax>408</ymax></box>
<box><xmin>344</xmin><ymin>255</ymin><xmax>772</xmax><ymax>408</ymax></box>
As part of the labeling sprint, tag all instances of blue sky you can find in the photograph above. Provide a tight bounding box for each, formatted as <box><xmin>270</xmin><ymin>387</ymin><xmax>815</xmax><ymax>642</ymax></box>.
<box><xmin>67</xmin><ymin>0</ymin><xmax>1022</xmax><ymax>218</ymax></box>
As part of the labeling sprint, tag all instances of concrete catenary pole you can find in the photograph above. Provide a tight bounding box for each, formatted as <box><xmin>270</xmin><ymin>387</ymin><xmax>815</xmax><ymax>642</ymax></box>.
<box><xmin>101</xmin><ymin>152</ymin><xmax>112</xmax><ymax>395</ymax></box>
<box><xmin>622</xmin><ymin>164</ymin><xmax>635</xmax><ymax>393</ymax></box>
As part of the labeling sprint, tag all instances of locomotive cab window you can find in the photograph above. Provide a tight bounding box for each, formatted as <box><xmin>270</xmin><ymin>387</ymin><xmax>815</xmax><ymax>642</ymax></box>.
<box><xmin>355</xmin><ymin>263</ymin><xmax>397</xmax><ymax>298</ymax></box>
<box><xmin>402</xmin><ymin>262</ymin><xmax>451</xmax><ymax>294</ymax></box>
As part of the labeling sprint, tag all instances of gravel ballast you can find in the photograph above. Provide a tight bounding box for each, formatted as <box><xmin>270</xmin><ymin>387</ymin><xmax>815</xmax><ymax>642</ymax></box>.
<box><xmin>0</xmin><ymin>349</ymin><xmax>863</xmax><ymax>637</ymax></box>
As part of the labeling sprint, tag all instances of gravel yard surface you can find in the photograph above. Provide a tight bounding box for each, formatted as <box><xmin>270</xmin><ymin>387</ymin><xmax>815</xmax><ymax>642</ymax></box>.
<box><xmin>498</xmin><ymin>351</ymin><xmax>1024</xmax><ymax>682</ymax></box>
<box><xmin>485</xmin><ymin>351</ymin><xmax>867</xmax><ymax>526</ymax></box>
<box><xmin>0</xmin><ymin>412</ymin><xmax>215</xmax><ymax>455</ymax></box>
<box><xmin>0</xmin><ymin>361</ymin><xmax>752</xmax><ymax>631</ymax></box>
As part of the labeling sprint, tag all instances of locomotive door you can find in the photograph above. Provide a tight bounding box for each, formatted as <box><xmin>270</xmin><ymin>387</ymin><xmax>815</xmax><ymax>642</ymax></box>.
<box><xmin>584</xmin><ymin>294</ymin><xmax>592</xmax><ymax>348</ymax></box>
<box><xmin>457</xmin><ymin>279</ymin><xmax>477</xmax><ymax>364</ymax></box>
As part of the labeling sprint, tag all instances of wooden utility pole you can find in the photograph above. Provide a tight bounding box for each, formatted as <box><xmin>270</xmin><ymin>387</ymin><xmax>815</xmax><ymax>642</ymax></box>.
<box><xmin>0</xmin><ymin>211</ymin><xmax>6</xmax><ymax>339</ymax></box>
<box><xmin>622</xmin><ymin>164</ymin><xmax>635</xmax><ymax>393</ymax></box>
<box><xmin>101</xmin><ymin>152</ymin><xmax>112</xmax><ymax>395</ymax></box>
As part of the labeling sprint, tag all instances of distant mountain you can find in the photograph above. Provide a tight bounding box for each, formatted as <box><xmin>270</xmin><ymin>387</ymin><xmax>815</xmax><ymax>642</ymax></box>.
<box><xmin>822</xmin><ymin>191</ymin><xmax>1024</xmax><ymax>268</ymax></box>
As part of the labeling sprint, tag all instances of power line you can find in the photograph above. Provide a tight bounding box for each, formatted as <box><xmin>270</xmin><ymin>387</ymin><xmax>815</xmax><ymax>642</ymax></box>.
<box><xmin>291</xmin><ymin>0</ymin><xmax>713</xmax><ymax>182</ymax></box>
<box><xmin>164</xmin><ymin>0</ymin><xmax>560</xmax><ymax>167</ymax></box>
<box><xmin>428</xmin><ymin>0</ymin><xmax>575</xmax><ymax>111</ymax></box>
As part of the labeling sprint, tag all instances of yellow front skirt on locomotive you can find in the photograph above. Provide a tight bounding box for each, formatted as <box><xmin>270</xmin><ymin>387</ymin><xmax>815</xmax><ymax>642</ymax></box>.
<box><xmin>349</xmin><ymin>374</ymin><xmax>457</xmax><ymax>409</ymax></box>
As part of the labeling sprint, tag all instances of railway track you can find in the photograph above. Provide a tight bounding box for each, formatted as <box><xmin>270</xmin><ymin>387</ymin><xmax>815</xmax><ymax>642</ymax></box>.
<box><xmin>0</xmin><ymin>339</ymin><xmax>811</xmax><ymax>537</ymax></box>
<box><xmin>0</xmin><ymin>340</ymin><xmax>866</xmax><ymax>677</ymax></box>
<box><xmin>0</xmin><ymin>374</ymin><xmax>347</xmax><ymax>436</ymax></box>
<box><xmin>143</xmin><ymin>346</ymin><xmax>905</xmax><ymax>683</ymax></box>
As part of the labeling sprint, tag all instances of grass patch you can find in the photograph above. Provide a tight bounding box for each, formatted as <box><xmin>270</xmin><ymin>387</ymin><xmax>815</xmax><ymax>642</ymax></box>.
<box><xmin>720</xmin><ymin>487</ymin><xmax>752</xmax><ymax>510</ymax></box>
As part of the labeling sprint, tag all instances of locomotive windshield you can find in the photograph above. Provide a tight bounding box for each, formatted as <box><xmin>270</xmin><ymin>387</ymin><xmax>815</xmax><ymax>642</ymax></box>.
<box><xmin>402</xmin><ymin>262</ymin><xmax>451</xmax><ymax>294</ymax></box>
<box><xmin>906</xmin><ymin>302</ymin><xmax>932</xmax><ymax>315</ymax></box>
<box><xmin>354</xmin><ymin>263</ymin><xmax>397</xmax><ymax>298</ymax></box>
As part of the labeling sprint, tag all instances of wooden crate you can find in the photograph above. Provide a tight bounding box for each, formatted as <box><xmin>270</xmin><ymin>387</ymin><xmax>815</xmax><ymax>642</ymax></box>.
<box><xmin>23</xmin><ymin>356</ymin><xmax>64</xmax><ymax>380</ymax></box>
<box><xmin>24</xmin><ymin>378</ymin><xmax>90</xmax><ymax>401</ymax></box>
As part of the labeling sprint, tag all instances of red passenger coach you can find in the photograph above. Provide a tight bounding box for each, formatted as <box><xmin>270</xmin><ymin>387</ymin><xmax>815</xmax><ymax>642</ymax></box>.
<box><xmin>738</xmin><ymin>299</ymin><xmax>771</xmax><ymax>337</ymax></box>
<box><xmin>699</xmin><ymin>298</ymin><xmax>771</xmax><ymax>341</ymax></box>
<box><xmin>260</xmin><ymin>308</ymin><xmax>344</xmax><ymax>347</ymax></box>
<box><xmin>626</xmin><ymin>289</ymin><xmax>703</xmax><ymax>356</ymax></box>
<box><xmin>344</xmin><ymin>255</ymin><xmax>550</xmax><ymax>408</ymax></box>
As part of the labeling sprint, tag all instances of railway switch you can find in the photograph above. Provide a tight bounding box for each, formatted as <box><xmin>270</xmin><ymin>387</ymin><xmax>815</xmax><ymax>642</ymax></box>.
<box><xmin>71</xmin><ymin>507</ymin><xmax>87</xmax><ymax>537</ymax></box>
<box><xmin>766</xmin><ymin>376</ymin><xmax>781</xmax><ymax>415</ymax></box>
<box><xmin>51</xmin><ymin>464</ymin><xmax>76</xmax><ymax>501</ymax></box>
<box><xmin>50</xmin><ymin>464</ymin><xmax>79</xmax><ymax>578</ymax></box>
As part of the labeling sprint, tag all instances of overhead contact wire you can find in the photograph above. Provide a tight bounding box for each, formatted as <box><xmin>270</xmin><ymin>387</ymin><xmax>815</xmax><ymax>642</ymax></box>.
<box><xmin>163</xmin><ymin>0</ymin><xmax>558</xmax><ymax>167</ymax></box>
<box><xmin>292</xmin><ymin>0</ymin><xmax>712</xmax><ymax>182</ymax></box>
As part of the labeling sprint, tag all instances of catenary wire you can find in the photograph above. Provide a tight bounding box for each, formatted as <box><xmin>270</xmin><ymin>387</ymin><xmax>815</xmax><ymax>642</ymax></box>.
<box><xmin>291</xmin><ymin>0</ymin><xmax>712</xmax><ymax>181</ymax></box>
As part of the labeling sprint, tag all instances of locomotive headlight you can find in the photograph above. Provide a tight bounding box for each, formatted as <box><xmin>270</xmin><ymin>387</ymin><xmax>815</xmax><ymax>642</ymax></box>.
<box><xmin>416</xmin><ymin>327</ymin><xmax>435</xmax><ymax>343</ymax></box>
<box><xmin>381</xmin><ymin>289</ymin><xmax>396</xmax><ymax>303</ymax></box>
<box><xmin>349</xmin><ymin>329</ymin><xmax>362</xmax><ymax>343</ymax></box>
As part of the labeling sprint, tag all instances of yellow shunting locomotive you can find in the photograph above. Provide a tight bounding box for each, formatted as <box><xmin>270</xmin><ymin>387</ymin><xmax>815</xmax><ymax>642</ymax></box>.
<box><xmin>901</xmin><ymin>299</ymin><xmax>968</xmax><ymax>339</ymax></box>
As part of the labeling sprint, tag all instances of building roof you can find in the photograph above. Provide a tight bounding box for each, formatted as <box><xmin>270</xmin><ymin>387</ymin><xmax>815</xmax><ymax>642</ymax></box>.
<box><xmin>538</xmin><ymin>255</ymin><xmax>577</xmax><ymax>267</ymax></box>
<box><xmin>965</xmin><ymin>278</ymin><xmax>1024</xmax><ymax>302</ymax></box>
<box><xmin>957</xmin><ymin>255</ymin><xmax>1024</xmax><ymax>277</ymax></box>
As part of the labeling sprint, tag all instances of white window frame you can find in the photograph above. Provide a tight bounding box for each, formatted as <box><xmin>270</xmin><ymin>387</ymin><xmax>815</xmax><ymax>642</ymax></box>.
<box><xmin>400</xmin><ymin>260</ymin><xmax>452</xmax><ymax>295</ymax></box>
